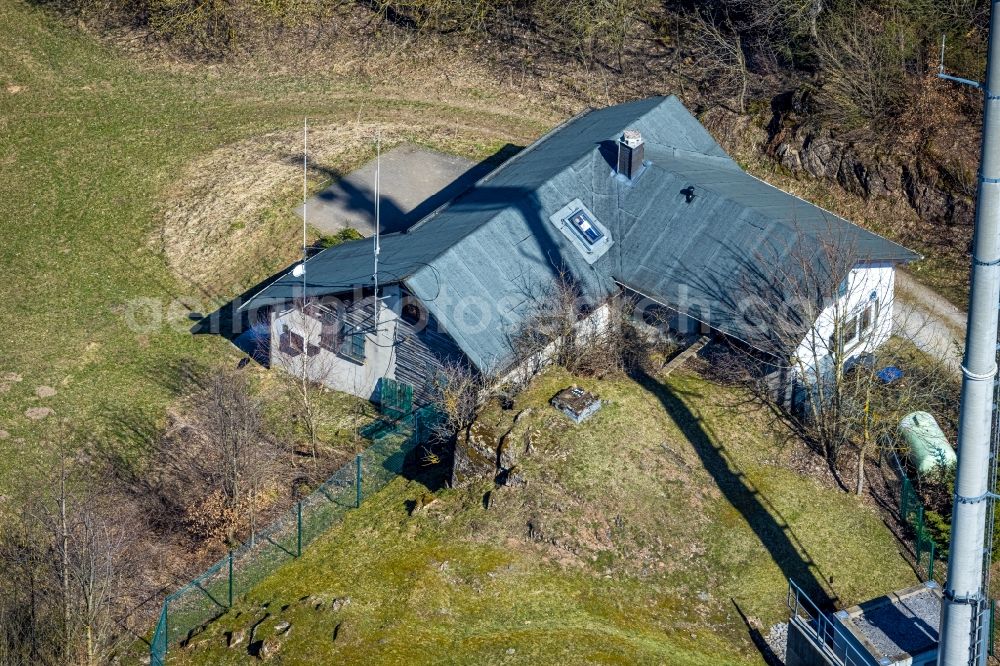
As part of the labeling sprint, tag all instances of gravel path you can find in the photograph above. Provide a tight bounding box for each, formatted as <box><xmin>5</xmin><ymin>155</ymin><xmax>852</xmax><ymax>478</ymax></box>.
<box><xmin>893</xmin><ymin>270</ymin><xmax>966</xmax><ymax>375</ymax></box>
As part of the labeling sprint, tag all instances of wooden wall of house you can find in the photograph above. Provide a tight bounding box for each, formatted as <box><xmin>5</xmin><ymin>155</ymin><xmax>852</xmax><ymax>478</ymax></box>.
<box><xmin>394</xmin><ymin>312</ymin><xmax>467</xmax><ymax>407</ymax></box>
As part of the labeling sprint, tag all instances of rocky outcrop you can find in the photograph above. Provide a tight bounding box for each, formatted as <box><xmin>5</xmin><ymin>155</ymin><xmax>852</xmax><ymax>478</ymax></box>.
<box><xmin>770</xmin><ymin>119</ymin><xmax>973</xmax><ymax>226</ymax></box>
<box><xmin>450</xmin><ymin>420</ymin><xmax>498</xmax><ymax>487</ymax></box>
<box><xmin>450</xmin><ymin>408</ymin><xmax>534</xmax><ymax>488</ymax></box>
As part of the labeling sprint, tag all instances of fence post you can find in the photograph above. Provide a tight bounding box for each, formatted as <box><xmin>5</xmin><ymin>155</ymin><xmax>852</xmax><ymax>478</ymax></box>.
<box><xmin>991</xmin><ymin>598</ymin><xmax>996</xmax><ymax>656</ymax></box>
<box><xmin>227</xmin><ymin>551</ymin><xmax>234</xmax><ymax>607</ymax></box>
<box><xmin>900</xmin><ymin>477</ymin><xmax>910</xmax><ymax>522</ymax></box>
<box><xmin>928</xmin><ymin>540</ymin><xmax>935</xmax><ymax>581</ymax></box>
<box><xmin>356</xmin><ymin>454</ymin><xmax>363</xmax><ymax>508</ymax></box>
<box><xmin>296</xmin><ymin>501</ymin><xmax>303</xmax><ymax>557</ymax></box>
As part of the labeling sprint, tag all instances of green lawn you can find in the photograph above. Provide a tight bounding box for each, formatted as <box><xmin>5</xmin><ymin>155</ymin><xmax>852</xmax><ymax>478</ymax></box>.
<box><xmin>0</xmin><ymin>0</ymin><xmax>556</xmax><ymax>494</ymax></box>
<box><xmin>168</xmin><ymin>369</ymin><xmax>918</xmax><ymax>665</ymax></box>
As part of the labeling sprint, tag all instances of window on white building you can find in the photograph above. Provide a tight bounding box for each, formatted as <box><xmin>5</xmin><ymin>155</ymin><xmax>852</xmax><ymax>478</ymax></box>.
<box><xmin>844</xmin><ymin>315</ymin><xmax>858</xmax><ymax>346</ymax></box>
<box><xmin>279</xmin><ymin>327</ymin><xmax>304</xmax><ymax>357</ymax></box>
<box><xmin>860</xmin><ymin>298</ymin><xmax>881</xmax><ymax>339</ymax></box>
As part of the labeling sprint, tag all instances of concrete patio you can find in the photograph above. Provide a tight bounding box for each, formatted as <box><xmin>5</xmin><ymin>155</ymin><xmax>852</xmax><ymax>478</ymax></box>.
<box><xmin>299</xmin><ymin>143</ymin><xmax>515</xmax><ymax>237</ymax></box>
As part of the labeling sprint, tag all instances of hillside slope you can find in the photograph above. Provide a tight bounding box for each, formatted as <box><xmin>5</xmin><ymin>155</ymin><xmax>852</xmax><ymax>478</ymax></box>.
<box><xmin>169</xmin><ymin>369</ymin><xmax>918</xmax><ymax>665</ymax></box>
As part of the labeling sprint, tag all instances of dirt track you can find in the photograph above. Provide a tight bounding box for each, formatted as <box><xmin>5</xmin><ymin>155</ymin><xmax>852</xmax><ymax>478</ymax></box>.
<box><xmin>893</xmin><ymin>270</ymin><xmax>966</xmax><ymax>375</ymax></box>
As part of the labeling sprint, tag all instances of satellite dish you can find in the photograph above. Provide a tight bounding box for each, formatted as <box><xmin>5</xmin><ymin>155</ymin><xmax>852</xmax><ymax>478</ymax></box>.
<box><xmin>292</xmin><ymin>263</ymin><xmax>306</xmax><ymax>278</ymax></box>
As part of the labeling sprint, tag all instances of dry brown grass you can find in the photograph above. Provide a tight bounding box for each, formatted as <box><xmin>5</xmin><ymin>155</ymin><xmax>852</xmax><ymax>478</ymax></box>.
<box><xmin>156</xmin><ymin>117</ymin><xmax>549</xmax><ymax>299</ymax></box>
<box><xmin>157</xmin><ymin>123</ymin><xmax>380</xmax><ymax>297</ymax></box>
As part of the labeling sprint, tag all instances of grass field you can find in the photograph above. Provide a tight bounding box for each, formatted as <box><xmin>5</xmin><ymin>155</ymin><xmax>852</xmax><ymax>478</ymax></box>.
<box><xmin>0</xmin><ymin>0</ymin><xmax>560</xmax><ymax>495</ymax></box>
<box><xmin>165</xmin><ymin>369</ymin><xmax>918</xmax><ymax>665</ymax></box>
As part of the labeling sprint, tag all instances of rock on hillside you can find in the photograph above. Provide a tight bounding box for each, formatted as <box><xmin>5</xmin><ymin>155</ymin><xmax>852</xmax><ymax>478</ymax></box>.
<box><xmin>763</xmin><ymin>78</ymin><xmax>979</xmax><ymax>229</ymax></box>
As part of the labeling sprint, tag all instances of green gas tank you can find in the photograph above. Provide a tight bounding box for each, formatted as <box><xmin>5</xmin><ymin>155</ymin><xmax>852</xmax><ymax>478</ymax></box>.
<box><xmin>899</xmin><ymin>411</ymin><xmax>957</xmax><ymax>478</ymax></box>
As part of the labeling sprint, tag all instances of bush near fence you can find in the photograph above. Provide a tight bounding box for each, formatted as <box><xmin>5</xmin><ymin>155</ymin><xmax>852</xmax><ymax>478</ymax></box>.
<box><xmin>150</xmin><ymin>406</ymin><xmax>441</xmax><ymax>666</ymax></box>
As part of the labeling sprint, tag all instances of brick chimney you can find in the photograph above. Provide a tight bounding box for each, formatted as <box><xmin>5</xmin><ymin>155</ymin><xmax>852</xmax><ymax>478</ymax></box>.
<box><xmin>617</xmin><ymin>129</ymin><xmax>644</xmax><ymax>180</ymax></box>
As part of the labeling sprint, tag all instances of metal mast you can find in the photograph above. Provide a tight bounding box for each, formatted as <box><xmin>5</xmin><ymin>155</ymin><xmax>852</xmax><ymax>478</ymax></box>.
<box><xmin>939</xmin><ymin>5</ymin><xmax>1000</xmax><ymax>663</ymax></box>
<box><xmin>373</xmin><ymin>129</ymin><xmax>381</xmax><ymax>326</ymax></box>
<box><xmin>301</xmin><ymin>117</ymin><xmax>309</xmax><ymax>390</ymax></box>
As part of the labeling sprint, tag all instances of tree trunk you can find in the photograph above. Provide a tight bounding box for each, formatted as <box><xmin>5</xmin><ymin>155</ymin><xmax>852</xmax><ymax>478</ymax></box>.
<box><xmin>856</xmin><ymin>445</ymin><xmax>867</xmax><ymax>495</ymax></box>
<box><xmin>59</xmin><ymin>457</ymin><xmax>70</xmax><ymax>660</ymax></box>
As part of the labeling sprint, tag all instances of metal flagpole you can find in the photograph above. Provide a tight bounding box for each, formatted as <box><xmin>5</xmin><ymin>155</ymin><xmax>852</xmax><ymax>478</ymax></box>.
<box><xmin>301</xmin><ymin>117</ymin><xmax>308</xmax><ymax>389</ymax></box>
<box><xmin>373</xmin><ymin>129</ymin><xmax>381</xmax><ymax>327</ymax></box>
<box><xmin>938</xmin><ymin>5</ymin><xmax>1000</xmax><ymax>663</ymax></box>
<box><xmin>303</xmin><ymin>117</ymin><xmax>308</xmax><ymax>279</ymax></box>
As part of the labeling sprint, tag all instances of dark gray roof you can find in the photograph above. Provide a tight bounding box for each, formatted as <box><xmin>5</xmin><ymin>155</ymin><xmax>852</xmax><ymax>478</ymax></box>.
<box><xmin>244</xmin><ymin>96</ymin><xmax>919</xmax><ymax>369</ymax></box>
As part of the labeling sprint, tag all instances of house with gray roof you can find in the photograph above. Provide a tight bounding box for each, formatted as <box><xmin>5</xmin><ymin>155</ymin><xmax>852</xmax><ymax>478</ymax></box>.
<box><xmin>240</xmin><ymin>96</ymin><xmax>919</xmax><ymax>406</ymax></box>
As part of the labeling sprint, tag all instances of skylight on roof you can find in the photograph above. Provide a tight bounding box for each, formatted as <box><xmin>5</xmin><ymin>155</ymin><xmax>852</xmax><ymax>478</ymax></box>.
<box><xmin>567</xmin><ymin>209</ymin><xmax>605</xmax><ymax>245</ymax></box>
<box><xmin>549</xmin><ymin>199</ymin><xmax>613</xmax><ymax>265</ymax></box>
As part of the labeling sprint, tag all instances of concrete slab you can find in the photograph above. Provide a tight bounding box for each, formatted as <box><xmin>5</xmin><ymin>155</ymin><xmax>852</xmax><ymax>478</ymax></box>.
<box><xmin>299</xmin><ymin>143</ymin><xmax>498</xmax><ymax>238</ymax></box>
<box><xmin>834</xmin><ymin>582</ymin><xmax>942</xmax><ymax>665</ymax></box>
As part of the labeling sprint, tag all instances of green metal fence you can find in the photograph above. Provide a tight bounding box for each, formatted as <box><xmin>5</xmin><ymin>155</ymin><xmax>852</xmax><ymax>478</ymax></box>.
<box><xmin>890</xmin><ymin>453</ymin><xmax>996</xmax><ymax>655</ymax></box>
<box><xmin>889</xmin><ymin>451</ymin><xmax>942</xmax><ymax>582</ymax></box>
<box><xmin>899</xmin><ymin>473</ymin><xmax>939</xmax><ymax>581</ymax></box>
<box><xmin>149</xmin><ymin>406</ymin><xmax>439</xmax><ymax>666</ymax></box>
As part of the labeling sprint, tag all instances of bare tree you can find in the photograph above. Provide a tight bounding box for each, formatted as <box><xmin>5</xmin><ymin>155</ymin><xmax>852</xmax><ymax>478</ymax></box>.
<box><xmin>728</xmin><ymin>0</ymin><xmax>824</xmax><ymax>43</ymax></box>
<box><xmin>431</xmin><ymin>358</ymin><xmax>491</xmax><ymax>443</ymax></box>
<box><xmin>146</xmin><ymin>368</ymin><xmax>275</xmax><ymax>545</ymax></box>
<box><xmin>196</xmin><ymin>369</ymin><xmax>269</xmax><ymax>542</ymax></box>
<box><xmin>57</xmin><ymin>494</ymin><xmax>137</xmax><ymax>665</ymax></box>
<box><xmin>0</xmin><ymin>518</ymin><xmax>61</xmax><ymax>665</ymax></box>
<box><xmin>841</xmin><ymin>336</ymin><xmax>957</xmax><ymax>495</ymax></box>
<box><xmin>721</xmin><ymin>227</ymin><xmax>957</xmax><ymax>493</ymax></box>
<box><xmin>0</xmin><ymin>434</ymin><xmax>140</xmax><ymax>666</ymax></box>
<box><xmin>273</xmin><ymin>297</ymin><xmax>377</xmax><ymax>460</ymax></box>
<box><xmin>814</xmin><ymin>9</ymin><xmax>908</xmax><ymax>132</ymax></box>
<box><xmin>533</xmin><ymin>0</ymin><xmax>640</xmax><ymax>68</ymax></box>
<box><xmin>505</xmin><ymin>268</ymin><xmax>645</xmax><ymax>379</ymax></box>
<box><xmin>685</xmin><ymin>8</ymin><xmax>751</xmax><ymax>113</ymax></box>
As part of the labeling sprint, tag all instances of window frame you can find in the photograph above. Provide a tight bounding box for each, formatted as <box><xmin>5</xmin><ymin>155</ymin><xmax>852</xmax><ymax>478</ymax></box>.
<box><xmin>566</xmin><ymin>208</ymin><xmax>605</xmax><ymax>246</ymax></box>
<box><xmin>339</xmin><ymin>324</ymin><xmax>366</xmax><ymax>364</ymax></box>
<box><xmin>320</xmin><ymin>321</ymin><xmax>342</xmax><ymax>353</ymax></box>
<box><xmin>843</xmin><ymin>315</ymin><xmax>859</xmax><ymax>346</ymax></box>
<box><xmin>279</xmin><ymin>327</ymin><xmax>304</xmax><ymax>357</ymax></box>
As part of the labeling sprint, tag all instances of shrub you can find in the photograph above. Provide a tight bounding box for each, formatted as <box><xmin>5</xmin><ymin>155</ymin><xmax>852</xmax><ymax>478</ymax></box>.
<box><xmin>316</xmin><ymin>228</ymin><xmax>364</xmax><ymax>249</ymax></box>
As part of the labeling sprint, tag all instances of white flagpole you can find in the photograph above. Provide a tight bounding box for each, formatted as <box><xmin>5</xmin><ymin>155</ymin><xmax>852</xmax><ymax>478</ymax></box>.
<box><xmin>303</xmin><ymin>116</ymin><xmax>308</xmax><ymax>283</ymax></box>
<box><xmin>373</xmin><ymin>129</ymin><xmax>381</xmax><ymax>327</ymax></box>
<box><xmin>301</xmin><ymin>117</ymin><xmax>308</xmax><ymax>386</ymax></box>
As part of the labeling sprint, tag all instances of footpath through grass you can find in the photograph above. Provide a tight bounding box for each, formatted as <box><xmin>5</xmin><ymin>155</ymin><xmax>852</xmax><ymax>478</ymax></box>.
<box><xmin>0</xmin><ymin>0</ymin><xmax>555</xmax><ymax>493</ymax></box>
<box><xmin>169</xmin><ymin>370</ymin><xmax>917</xmax><ymax>665</ymax></box>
